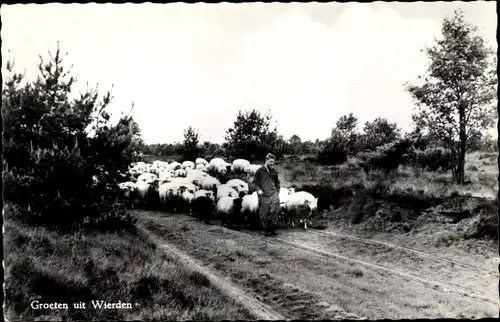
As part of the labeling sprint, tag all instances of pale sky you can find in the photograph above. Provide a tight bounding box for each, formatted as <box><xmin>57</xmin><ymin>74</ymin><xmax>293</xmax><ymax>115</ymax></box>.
<box><xmin>1</xmin><ymin>2</ymin><xmax>497</xmax><ymax>144</ymax></box>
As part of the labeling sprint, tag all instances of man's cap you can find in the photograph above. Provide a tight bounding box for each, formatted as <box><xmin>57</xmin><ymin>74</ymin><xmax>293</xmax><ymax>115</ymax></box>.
<box><xmin>266</xmin><ymin>153</ymin><xmax>276</xmax><ymax>160</ymax></box>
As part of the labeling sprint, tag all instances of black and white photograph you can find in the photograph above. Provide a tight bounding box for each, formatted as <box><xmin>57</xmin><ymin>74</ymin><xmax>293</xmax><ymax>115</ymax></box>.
<box><xmin>2</xmin><ymin>2</ymin><xmax>498</xmax><ymax>320</ymax></box>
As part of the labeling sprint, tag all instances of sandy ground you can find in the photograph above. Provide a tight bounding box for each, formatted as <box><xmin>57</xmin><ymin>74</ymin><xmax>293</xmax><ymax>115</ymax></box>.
<box><xmin>136</xmin><ymin>211</ymin><xmax>498</xmax><ymax>320</ymax></box>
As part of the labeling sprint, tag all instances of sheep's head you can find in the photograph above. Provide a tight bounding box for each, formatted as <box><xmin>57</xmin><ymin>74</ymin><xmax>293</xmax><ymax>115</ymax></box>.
<box><xmin>304</xmin><ymin>197</ymin><xmax>319</xmax><ymax>219</ymax></box>
<box><xmin>229</xmin><ymin>189</ymin><xmax>239</xmax><ymax>198</ymax></box>
<box><xmin>167</xmin><ymin>187</ymin><xmax>176</xmax><ymax>195</ymax></box>
<box><xmin>204</xmin><ymin>190</ymin><xmax>215</xmax><ymax>200</ymax></box>
<box><xmin>311</xmin><ymin>197</ymin><xmax>318</xmax><ymax>210</ymax></box>
<box><xmin>240</xmin><ymin>184</ymin><xmax>249</xmax><ymax>195</ymax></box>
<box><xmin>183</xmin><ymin>191</ymin><xmax>194</xmax><ymax>202</ymax></box>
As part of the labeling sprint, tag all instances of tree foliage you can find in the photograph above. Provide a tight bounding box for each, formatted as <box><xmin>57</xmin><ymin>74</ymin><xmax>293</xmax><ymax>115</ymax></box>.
<box><xmin>358</xmin><ymin>117</ymin><xmax>401</xmax><ymax>151</ymax></box>
<box><xmin>286</xmin><ymin>134</ymin><xmax>302</xmax><ymax>155</ymax></box>
<box><xmin>2</xmin><ymin>44</ymin><xmax>141</xmax><ymax>231</ymax></box>
<box><xmin>334</xmin><ymin>113</ymin><xmax>359</xmax><ymax>155</ymax></box>
<box><xmin>199</xmin><ymin>141</ymin><xmax>226</xmax><ymax>159</ymax></box>
<box><xmin>315</xmin><ymin>114</ymin><xmax>357</xmax><ymax>165</ymax></box>
<box><xmin>224</xmin><ymin>109</ymin><xmax>279</xmax><ymax>161</ymax></box>
<box><xmin>336</xmin><ymin>113</ymin><xmax>359</xmax><ymax>136</ymax></box>
<box><xmin>181</xmin><ymin>126</ymin><xmax>201</xmax><ymax>161</ymax></box>
<box><xmin>316</xmin><ymin>136</ymin><xmax>348</xmax><ymax>165</ymax></box>
<box><xmin>405</xmin><ymin>9</ymin><xmax>497</xmax><ymax>184</ymax></box>
<box><xmin>357</xmin><ymin>138</ymin><xmax>414</xmax><ymax>174</ymax></box>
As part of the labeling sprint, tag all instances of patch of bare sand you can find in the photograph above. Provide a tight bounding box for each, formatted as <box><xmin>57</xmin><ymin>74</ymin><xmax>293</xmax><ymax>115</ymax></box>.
<box><xmin>278</xmin><ymin>229</ymin><xmax>496</xmax><ymax>302</ymax></box>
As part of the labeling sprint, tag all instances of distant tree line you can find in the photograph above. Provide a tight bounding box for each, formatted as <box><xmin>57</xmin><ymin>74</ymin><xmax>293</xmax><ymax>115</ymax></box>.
<box><xmin>140</xmin><ymin>106</ymin><xmax>495</xmax><ymax>177</ymax></box>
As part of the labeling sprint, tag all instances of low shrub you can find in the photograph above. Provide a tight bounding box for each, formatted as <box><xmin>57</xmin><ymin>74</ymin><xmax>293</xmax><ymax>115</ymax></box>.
<box><xmin>357</xmin><ymin>138</ymin><xmax>413</xmax><ymax>174</ymax></box>
<box><xmin>315</xmin><ymin>137</ymin><xmax>348</xmax><ymax>165</ymax></box>
<box><xmin>404</xmin><ymin>147</ymin><xmax>453</xmax><ymax>172</ymax></box>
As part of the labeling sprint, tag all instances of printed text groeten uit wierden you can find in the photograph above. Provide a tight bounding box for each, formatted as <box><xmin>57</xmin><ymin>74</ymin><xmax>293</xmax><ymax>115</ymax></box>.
<box><xmin>30</xmin><ymin>300</ymin><xmax>133</xmax><ymax>310</ymax></box>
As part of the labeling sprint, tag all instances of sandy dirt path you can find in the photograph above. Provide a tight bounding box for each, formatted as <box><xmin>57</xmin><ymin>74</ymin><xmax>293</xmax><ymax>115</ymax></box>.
<box><xmin>270</xmin><ymin>228</ymin><xmax>497</xmax><ymax>302</ymax></box>
<box><xmin>266</xmin><ymin>234</ymin><xmax>495</xmax><ymax>303</ymax></box>
<box><xmin>309</xmin><ymin>229</ymin><xmax>489</xmax><ymax>272</ymax></box>
<box><xmin>138</xmin><ymin>226</ymin><xmax>286</xmax><ymax>320</ymax></box>
<box><xmin>136</xmin><ymin>211</ymin><xmax>498</xmax><ymax>319</ymax></box>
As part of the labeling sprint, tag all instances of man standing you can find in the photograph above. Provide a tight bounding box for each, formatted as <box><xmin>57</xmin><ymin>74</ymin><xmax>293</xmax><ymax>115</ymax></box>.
<box><xmin>253</xmin><ymin>153</ymin><xmax>281</xmax><ymax>236</ymax></box>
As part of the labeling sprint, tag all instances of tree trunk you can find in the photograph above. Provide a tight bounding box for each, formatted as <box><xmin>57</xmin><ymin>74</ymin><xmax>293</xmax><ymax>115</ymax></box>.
<box><xmin>458</xmin><ymin>102</ymin><xmax>467</xmax><ymax>185</ymax></box>
<box><xmin>449</xmin><ymin>143</ymin><xmax>459</xmax><ymax>184</ymax></box>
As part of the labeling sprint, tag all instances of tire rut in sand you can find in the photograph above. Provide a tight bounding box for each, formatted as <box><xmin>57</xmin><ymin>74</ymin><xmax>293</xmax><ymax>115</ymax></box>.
<box><xmin>264</xmin><ymin>236</ymin><xmax>496</xmax><ymax>305</ymax></box>
<box><xmin>308</xmin><ymin>229</ymin><xmax>492</xmax><ymax>274</ymax></box>
<box><xmin>138</xmin><ymin>226</ymin><xmax>286</xmax><ymax>320</ymax></box>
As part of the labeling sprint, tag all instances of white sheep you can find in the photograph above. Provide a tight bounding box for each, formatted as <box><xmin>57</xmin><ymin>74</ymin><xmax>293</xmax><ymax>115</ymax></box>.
<box><xmin>158</xmin><ymin>182</ymin><xmax>183</xmax><ymax>212</ymax></box>
<box><xmin>135</xmin><ymin>180</ymin><xmax>155</xmax><ymax>199</ymax></box>
<box><xmin>195</xmin><ymin>158</ymin><xmax>208</xmax><ymax>166</ymax></box>
<box><xmin>118</xmin><ymin>181</ymin><xmax>137</xmax><ymax>199</ymax></box>
<box><xmin>179</xmin><ymin>182</ymin><xmax>197</xmax><ymax>195</ymax></box>
<box><xmin>231</xmin><ymin>159</ymin><xmax>251</xmax><ymax>173</ymax></box>
<box><xmin>283</xmin><ymin>191</ymin><xmax>318</xmax><ymax>229</ymax></box>
<box><xmin>137</xmin><ymin>172</ymin><xmax>158</xmax><ymax>183</ymax></box>
<box><xmin>181</xmin><ymin>190</ymin><xmax>195</xmax><ymax>213</ymax></box>
<box><xmin>241</xmin><ymin>191</ymin><xmax>263</xmax><ymax>229</ymax></box>
<box><xmin>186</xmin><ymin>169</ymin><xmax>209</xmax><ymax>179</ymax></box>
<box><xmin>170</xmin><ymin>161</ymin><xmax>182</xmax><ymax>170</ymax></box>
<box><xmin>217</xmin><ymin>196</ymin><xmax>244</xmax><ymax>229</ymax></box>
<box><xmin>128</xmin><ymin>168</ymin><xmax>142</xmax><ymax>178</ymax></box>
<box><xmin>207</xmin><ymin>157</ymin><xmax>231</xmax><ymax>175</ymax></box>
<box><xmin>226</xmin><ymin>178</ymin><xmax>250</xmax><ymax>196</ymax></box>
<box><xmin>241</xmin><ymin>191</ymin><xmax>259</xmax><ymax>215</ymax></box>
<box><xmin>150</xmin><ymin>167</ymin><xmax>162</xmax><ymax>176</ymax></box>
<box><xmin>216</xmin><ymin>184</ymin><xmax>239</xmax><ymax>201</ymax></box>
<box><xmin>244</xmin><ymin>164</ymin><xmax>262</xmax><ymax>176</ymax></box>
<box><xmin>159</xmin><ymin>182</ymin><xmax>176</xmax><ymax>203</ymax></box>
<box><xmin>153</xmin><ymin>160</ymin><xmax>168</xmax><ymax>168</ymax></box>
<box><xmin>279</xmin><ymin>187</ymin><xmax>295</xmax><ymax>207</ymax></box>
<box><xmin>199</xmin><ymin>176</ymin><xmax>221</xmax><ymax>191</ymax></box>
<box><xmin>185</xmin><ymin>171</ymin><xmax>209</xmax><ymax>187</ymax></box>
<box><xmin>182</xmin><ymin>161</ymin><xmax>195</xmax><ymax>170</ymax></box>
<box><xmin>194</xmin><ymin>189</ymin><xmax>215</xmax><ymax>202</ymax></box>
<box><xmin>174</xmin><ymin>169</ymin><xmax>187</xmax><ymax>177</ymax></box>
<box><xmin>159</xmin><ymin>170</ymin><xmax>174</xmax><ymax>183</ymax></box>
<box><xmin>195</xmin><ymin>164</ymin><xmax>207</xmax><ymax>171</ymax></box>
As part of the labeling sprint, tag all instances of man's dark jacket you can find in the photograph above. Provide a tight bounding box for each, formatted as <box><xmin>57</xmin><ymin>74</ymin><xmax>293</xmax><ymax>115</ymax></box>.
<box><xmin>253</xmin><ymin>165</ymin><xmax>280</xmax><ymax>197</ymax></box>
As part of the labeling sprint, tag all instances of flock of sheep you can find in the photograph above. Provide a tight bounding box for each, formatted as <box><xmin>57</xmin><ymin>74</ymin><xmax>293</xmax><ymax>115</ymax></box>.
<box><xmin>118</xmin><ymin>157</ymin><xmax>319</xmax><ymax>230</ymax></box>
